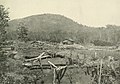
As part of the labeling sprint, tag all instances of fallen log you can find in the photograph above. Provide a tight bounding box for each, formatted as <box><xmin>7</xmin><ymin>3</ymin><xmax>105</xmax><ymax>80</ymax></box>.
<box><xmin>29</xmin><ymin>65</ymin><xmax>79</xmax><ymax>70</ymax></box>
<box><xmin>24</xmin><ymin>52</ymin><xmax>65</xmax><ymax>59</ymax></box>
<box><xmin>25</xmin><ymin>55</ymin><xmax>51</xmax><ymax>62</ymax></box>
<box><xmin>23</xmin><ymin>63</ymin><xmax>68</xmax><ymax>67</ymax></box>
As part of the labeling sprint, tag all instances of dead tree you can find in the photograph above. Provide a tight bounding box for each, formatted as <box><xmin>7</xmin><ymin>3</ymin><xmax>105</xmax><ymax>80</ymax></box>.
<box><xmin>48</xmin><ymin>61</ymin><xmax>67</xmax><ymax>84</ymax></box>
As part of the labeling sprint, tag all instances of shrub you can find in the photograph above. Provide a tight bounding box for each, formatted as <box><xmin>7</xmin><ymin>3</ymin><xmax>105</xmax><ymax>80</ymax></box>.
<box><xmin>91</xmin><ymin>40</ymin><xmax>114</xmax><ymax>46</ymax></box>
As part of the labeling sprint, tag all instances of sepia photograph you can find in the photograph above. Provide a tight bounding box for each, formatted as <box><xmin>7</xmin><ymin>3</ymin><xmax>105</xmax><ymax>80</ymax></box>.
<box><xmin>0</xmin><ymin>0</ymin><xmax>120</xmax><ymax>84</ymax></box>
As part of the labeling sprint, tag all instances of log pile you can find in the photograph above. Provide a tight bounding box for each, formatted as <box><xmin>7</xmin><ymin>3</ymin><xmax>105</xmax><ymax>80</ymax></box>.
<box><xmin>23</xmin><ymin>52</ymin><xmax>70</xmax><ymax>84</ymax></box>
<box><xmin>23</xmin><ymin>52</ymin><xmax>69</xmax><ymax>69</ymax></box>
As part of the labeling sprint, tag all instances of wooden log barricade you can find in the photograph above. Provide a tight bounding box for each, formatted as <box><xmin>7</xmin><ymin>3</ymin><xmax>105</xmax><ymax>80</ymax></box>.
<box><xmin>23</xmin><ymin>52</ymin><xmax>47</xmax><ymax>73</ymax></box>
<box><xmin>23</xmin><ymin>51</ymin><xmax>80</xmax><ymax>70</ymax></box>
<box><xmin>23</xmin><ymin>52</ymin><xmax>68</xmax><ymax>69</ymax></box>
<box><xmin>23</xmin><ymin>52</ymin><xmax>69</xmax><ymax>84</ymax></box>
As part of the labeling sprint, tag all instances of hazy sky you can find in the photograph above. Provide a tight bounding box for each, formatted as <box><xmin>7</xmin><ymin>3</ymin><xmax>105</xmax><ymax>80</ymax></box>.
<box><xmin>1</xmin><ymin>0</ymin><xmax>120</xmax><ymax>27</ymax></box>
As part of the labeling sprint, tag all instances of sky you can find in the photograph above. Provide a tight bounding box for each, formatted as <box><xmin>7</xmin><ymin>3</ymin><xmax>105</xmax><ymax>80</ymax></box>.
<box><xmin>1</xmin><ymin>0</ymin><xmax>120</xmax><ymax>27</ymax></box>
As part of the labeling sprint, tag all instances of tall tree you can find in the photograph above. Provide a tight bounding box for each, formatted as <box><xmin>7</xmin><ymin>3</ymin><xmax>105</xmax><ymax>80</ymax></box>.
<box><xmin>0</xmin><ymin>5</ymin><xmax>9</xmax><ymax>44</ymax></box>
<box><xmin>0</xmin><ymin>5</ymin><xmax>10</xmax><ymax>83</ymax></box>
<box><xmin>17</xmin><ymin>22</ymin><xmax>29</xmax><ymax>42</ymax></box>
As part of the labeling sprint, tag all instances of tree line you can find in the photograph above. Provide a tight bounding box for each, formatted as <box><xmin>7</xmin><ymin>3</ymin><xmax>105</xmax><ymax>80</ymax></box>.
<box><xmin>5</xmin><ymin>24</ymin><xmax>120</xmax><ymax>46</ymax></box>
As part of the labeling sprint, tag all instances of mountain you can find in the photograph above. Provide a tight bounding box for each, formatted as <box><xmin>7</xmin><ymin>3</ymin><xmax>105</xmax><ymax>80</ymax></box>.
<box><xmin>7</xmin><ymin>14</ymin><xmax>84</xmax><ymax>32</ymax></box>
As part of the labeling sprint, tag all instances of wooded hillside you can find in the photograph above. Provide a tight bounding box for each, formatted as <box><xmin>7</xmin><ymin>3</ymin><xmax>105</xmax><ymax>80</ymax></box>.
<box><xmin>6</xmin><ymin>14</ymin><xmax>120</xmax><ymax>45</ymax></box>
